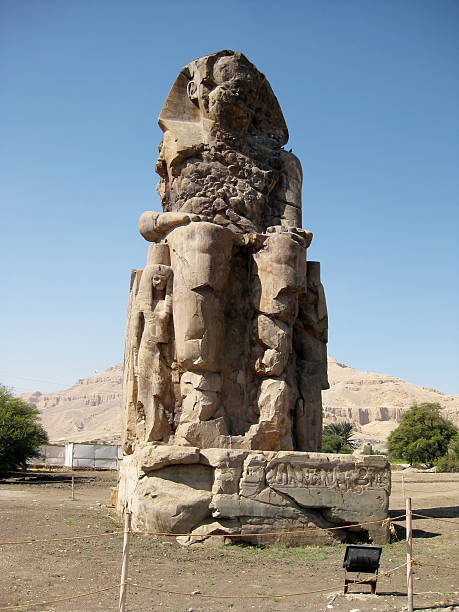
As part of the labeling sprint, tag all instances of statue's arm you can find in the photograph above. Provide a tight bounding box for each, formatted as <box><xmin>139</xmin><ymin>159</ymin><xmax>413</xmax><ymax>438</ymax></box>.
<box><xmin>139</xmin><ymin>211</ymin><xmax>201</xmax><ymax>242</ymax></box>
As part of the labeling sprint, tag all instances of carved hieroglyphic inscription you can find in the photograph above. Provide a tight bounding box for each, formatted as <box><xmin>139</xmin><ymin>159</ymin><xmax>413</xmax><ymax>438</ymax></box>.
<box><xmin>266</xmin><ymin>462</ymin><xmax>390</xmax><ymax>492</ymax></box>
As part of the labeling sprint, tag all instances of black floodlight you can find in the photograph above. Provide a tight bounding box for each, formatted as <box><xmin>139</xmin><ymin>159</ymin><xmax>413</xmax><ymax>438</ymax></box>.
<box><xmin>342</xmin><ymin>544</ymin><xmax>382</xmax><ymax>594</ymax></box>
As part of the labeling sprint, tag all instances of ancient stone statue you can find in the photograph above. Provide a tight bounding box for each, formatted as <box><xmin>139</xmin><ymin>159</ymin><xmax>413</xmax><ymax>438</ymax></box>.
<box><xmin>118</xmin><ymin>51</ymin><xmax>391</xmax><ymax>545</ymax></box>
<box><xmin>122</xmin><ymin>50</ymin><xmax>328</xmax><ymax>455</ymax></box>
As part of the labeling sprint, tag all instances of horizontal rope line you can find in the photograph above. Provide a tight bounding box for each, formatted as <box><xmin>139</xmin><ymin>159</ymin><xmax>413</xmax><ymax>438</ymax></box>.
<box><xmin>412</xmin><ymin>513</ymin><xmax>459</xmax><ymax>525</ymax></box>
<box><xmin>130</xmin><ymin>580</ymin><xmax>346</xmax><ymax>599</ymax></box>
<box><xmin>0</xmin><ymin>584</ymin><xmax>120</xmax><ymax>611</ymax></box>
<box><xmin>0</xmin><ymin>531</ymin><xmax>123</xmax><ymax>546</ymax></box>
<box><xmin>0</xmin><ymin>516</ymin><xmax>406</xmax><ymax>545</ymax></box>
<box><xmin>128</xmin><ymin>562</ymin><xmax>408</xmax><ymax>600</ymax></box>
<box><xmin>134</xmin><ymin>515</ymin><xmax>405</xmax><ymax>539</ymax></box>
<box><xmin>0</xmin><ymin>561</ymin><xmax>409</xmax><ymax>609</ymax></box>
<box><xmin>415</xmin><ymin>559</ymin><xmax>459</xmax><ymax>571</ymax></box>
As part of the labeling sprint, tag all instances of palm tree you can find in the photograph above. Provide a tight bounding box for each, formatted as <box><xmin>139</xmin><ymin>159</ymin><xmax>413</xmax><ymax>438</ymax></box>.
<box><xmin>323</xmin><ymin>421</ymin><xmax>357</xmax><ymax>451</ymax></box>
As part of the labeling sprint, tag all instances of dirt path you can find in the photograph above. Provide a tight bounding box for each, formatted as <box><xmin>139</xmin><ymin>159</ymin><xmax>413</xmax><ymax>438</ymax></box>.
<box><xmin>1</xmin><ymin>469</ymin><xmax>458</xmax><ymax>611</ymax></box>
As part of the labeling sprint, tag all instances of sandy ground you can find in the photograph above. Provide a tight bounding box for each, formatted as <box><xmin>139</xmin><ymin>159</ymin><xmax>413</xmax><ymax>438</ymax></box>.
<box><xmin>0</xmin><ymin>469</ymin><xmax>458</xmax><ymax>612</ymax></box>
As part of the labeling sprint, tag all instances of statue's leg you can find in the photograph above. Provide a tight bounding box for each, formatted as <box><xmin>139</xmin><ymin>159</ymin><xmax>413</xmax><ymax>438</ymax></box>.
<box><xmin>166</xmin><ymin>222</ymin><xmax>233</xmax><ymax>447</ymax></box>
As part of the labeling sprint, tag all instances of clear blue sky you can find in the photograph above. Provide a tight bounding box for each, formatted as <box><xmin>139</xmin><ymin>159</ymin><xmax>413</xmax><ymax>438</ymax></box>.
<box><xmin>1</xmin><ymin>0</ymin><xmax>458</xmax><ymax>396</ymax></box>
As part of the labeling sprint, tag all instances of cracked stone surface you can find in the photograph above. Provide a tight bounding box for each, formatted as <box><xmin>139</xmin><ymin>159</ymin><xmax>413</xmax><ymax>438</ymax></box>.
<box><xmin>118</xmin><ymin>449</ymin><xmax>390</xmax><ymax>544</ymax></box>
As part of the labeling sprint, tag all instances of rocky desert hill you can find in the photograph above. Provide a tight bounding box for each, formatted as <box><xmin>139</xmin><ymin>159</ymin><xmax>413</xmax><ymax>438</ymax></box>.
<box><xmin>21</xmin><ymin>358</ymin><xmax>459</xmax><ymax>444</ymax></box>
<box><xmin>21</xmin><ymin>366</ymin><xmax>123</xmax><ymax>444</ymax></box>
<box><xmin>324</xmin><ymin>357</ymin><xmax>459</xmax><ymax>442</ymax></box>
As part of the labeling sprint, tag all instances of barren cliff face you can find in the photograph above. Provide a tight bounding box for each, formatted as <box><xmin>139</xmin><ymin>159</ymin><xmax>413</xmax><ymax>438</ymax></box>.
<box><xmin>20</xmin><ymin>358</ymin><xmax>458</xmax><ymax>443</ymax></box>
<box><xmin>323</xmin><ymin>357</ymin><xmax>459</xmax><ymax>432</ymax></box>
<box><xmin>21</xmin><ymin>366</ymin><xmax>123</xmax><ymax>443</ymax></box>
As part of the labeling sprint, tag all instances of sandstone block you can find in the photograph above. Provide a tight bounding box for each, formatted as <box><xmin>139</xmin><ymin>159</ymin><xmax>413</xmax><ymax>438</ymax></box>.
<box><xmin>175</xmin><ymin>417</ymin><xmax>228</xmax><ymax>448</ymax></box>
<box><xmin>132</xmin><ymin>464</ymin><xmax>213</xmax><ymax>533</ymax></box>
<box><xmin>138</xmin><ymin>444</ymin><xmax>200</xmax><ymax>474</ymax></box>
<box><xmin>119</xmin><ymin>446</ymin><xmax>391</xmax><ymax>545</ymax></box>
<box><xmin>199</xmin><ymin>448</ymin><xmax>248</xmax><ymax>468</ymax></box>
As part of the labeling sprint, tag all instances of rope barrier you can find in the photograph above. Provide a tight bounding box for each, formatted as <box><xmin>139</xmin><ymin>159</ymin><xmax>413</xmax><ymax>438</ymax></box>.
<box><xmin>0</xmin><ymin>530</ymin><xmax>123</xmax><ymax>546</ymax></box>
<box><xmin>414</xmin><ymin>590</ymin><xmax>459</xmax><ymax>595</ymax></box>
<box><xmin>128</xmin><ymin>562</ymin><xmax>408</xmax><ymax>600</ymax></box>
<box><xmin>2</xmin><ymin>505</ymin><xmax>457</xmax><ymax>609</ymax></box>
<box><xmin>130</xmin><ymin>580</ymin><xmax>353</xmax><ymax>599</ymax></box>
<box><xmin>415</xmin><ymin>559</ymin><xmax>459</xmax><ymax>572</ymax></box>
<box><xmin>1</xmin><ymin>471</ymin><xmax>457</xmax><ymax>612</ymax></box>
<box><xmin>0</xmin><ymin>516</ymin><xmax>406</xmax><ymax>546</ymax></box>
<box><xmin>134</xmin><ymin>515</ymin><xmax>406</xmax><ymax>539</ymax></box>
<box><xmin>0</xmin><ymin>562</ymin><xmax>409</xmax><ymax>609</ymax></box>
<box><xmin>412</xmin><ymin>513</ymin><xmax>459</xmax><ymax>525</ymax></box>
<box><xmin>0</xmin><ymin>584</ymin><xmax>120</xmax><ymax>611</ymax></box>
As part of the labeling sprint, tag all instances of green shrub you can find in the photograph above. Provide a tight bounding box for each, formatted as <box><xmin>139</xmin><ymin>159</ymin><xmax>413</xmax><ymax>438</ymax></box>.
<box><xmin>0</xmin><ymin>384</ymin><xmax>48</xmax><ymax>473</ymax></box>
<box><xmin>435</xmin><ymin>455</ymin><xmax>459</xmax><ymax>472</ymax></box>
<box><xmin>435</xmin><ymin>435</ymin><xmax>459</xmax><ymax>472</ymax></box>
<box><xmin>321</xmin><ymin>432</ymin><xmax>343</xmax><ymax>453</ymax></box>
<box><xmin>387</xmin><ymin>403</ymin><xmax>457</xmax><ymax>467</ymax></box>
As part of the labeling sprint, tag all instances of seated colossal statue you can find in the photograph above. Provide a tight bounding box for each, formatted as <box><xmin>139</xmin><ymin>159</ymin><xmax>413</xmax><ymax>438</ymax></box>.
<box><xmin>122</xmin><ymin>50</ymin><xmax>328</xmax><ymax>454</ymax></box>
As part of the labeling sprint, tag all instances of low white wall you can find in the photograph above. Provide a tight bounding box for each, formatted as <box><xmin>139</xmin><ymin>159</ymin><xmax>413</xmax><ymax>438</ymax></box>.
<box><xmin>28</xmin><ymin>443</ymin><xmax>122</xmax><ymax>470</ymax></box>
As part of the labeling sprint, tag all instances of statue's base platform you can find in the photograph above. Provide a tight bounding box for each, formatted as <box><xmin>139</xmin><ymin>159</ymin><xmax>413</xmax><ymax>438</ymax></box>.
<box><xmin>117</xmin><ymin>446</ymin><xmax>391</xmax><ymax>545</ymax></box>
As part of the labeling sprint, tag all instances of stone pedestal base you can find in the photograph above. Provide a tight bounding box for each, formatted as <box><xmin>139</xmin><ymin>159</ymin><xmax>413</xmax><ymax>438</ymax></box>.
<box><xmin>117</xmin><ymin>446</ymin><xmax>391</xmax><ymax>545</ymax></box>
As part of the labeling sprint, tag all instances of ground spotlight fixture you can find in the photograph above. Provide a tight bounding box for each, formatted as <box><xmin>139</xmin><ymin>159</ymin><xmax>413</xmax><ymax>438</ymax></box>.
<box><xmin>343</xmin><ymin>544</ymin><xmax>382</xmax><ymax>594</ymax></box>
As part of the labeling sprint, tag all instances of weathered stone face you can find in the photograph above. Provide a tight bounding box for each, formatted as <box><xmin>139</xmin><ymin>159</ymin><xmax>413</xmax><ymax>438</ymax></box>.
<box><xmin>122</xmin><ymin>50</ymin><xmax>328</xmax><ymax>454</ymax></box>
<box><xmin>155</xmin><ymin>51</ymin><xmax>299</xmax><ymax>233</ymax></box>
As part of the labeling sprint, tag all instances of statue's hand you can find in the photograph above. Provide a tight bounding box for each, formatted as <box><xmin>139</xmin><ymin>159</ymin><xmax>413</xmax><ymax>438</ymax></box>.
<box><xmin>266</xmin><ymin>225</ymin><xmax>313</xmax><ymax>248</ymax></box>
<box><xmin>139</xmin><ymin>211</ymin><xmax>201</xmax><ymax>242</ymax></box>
